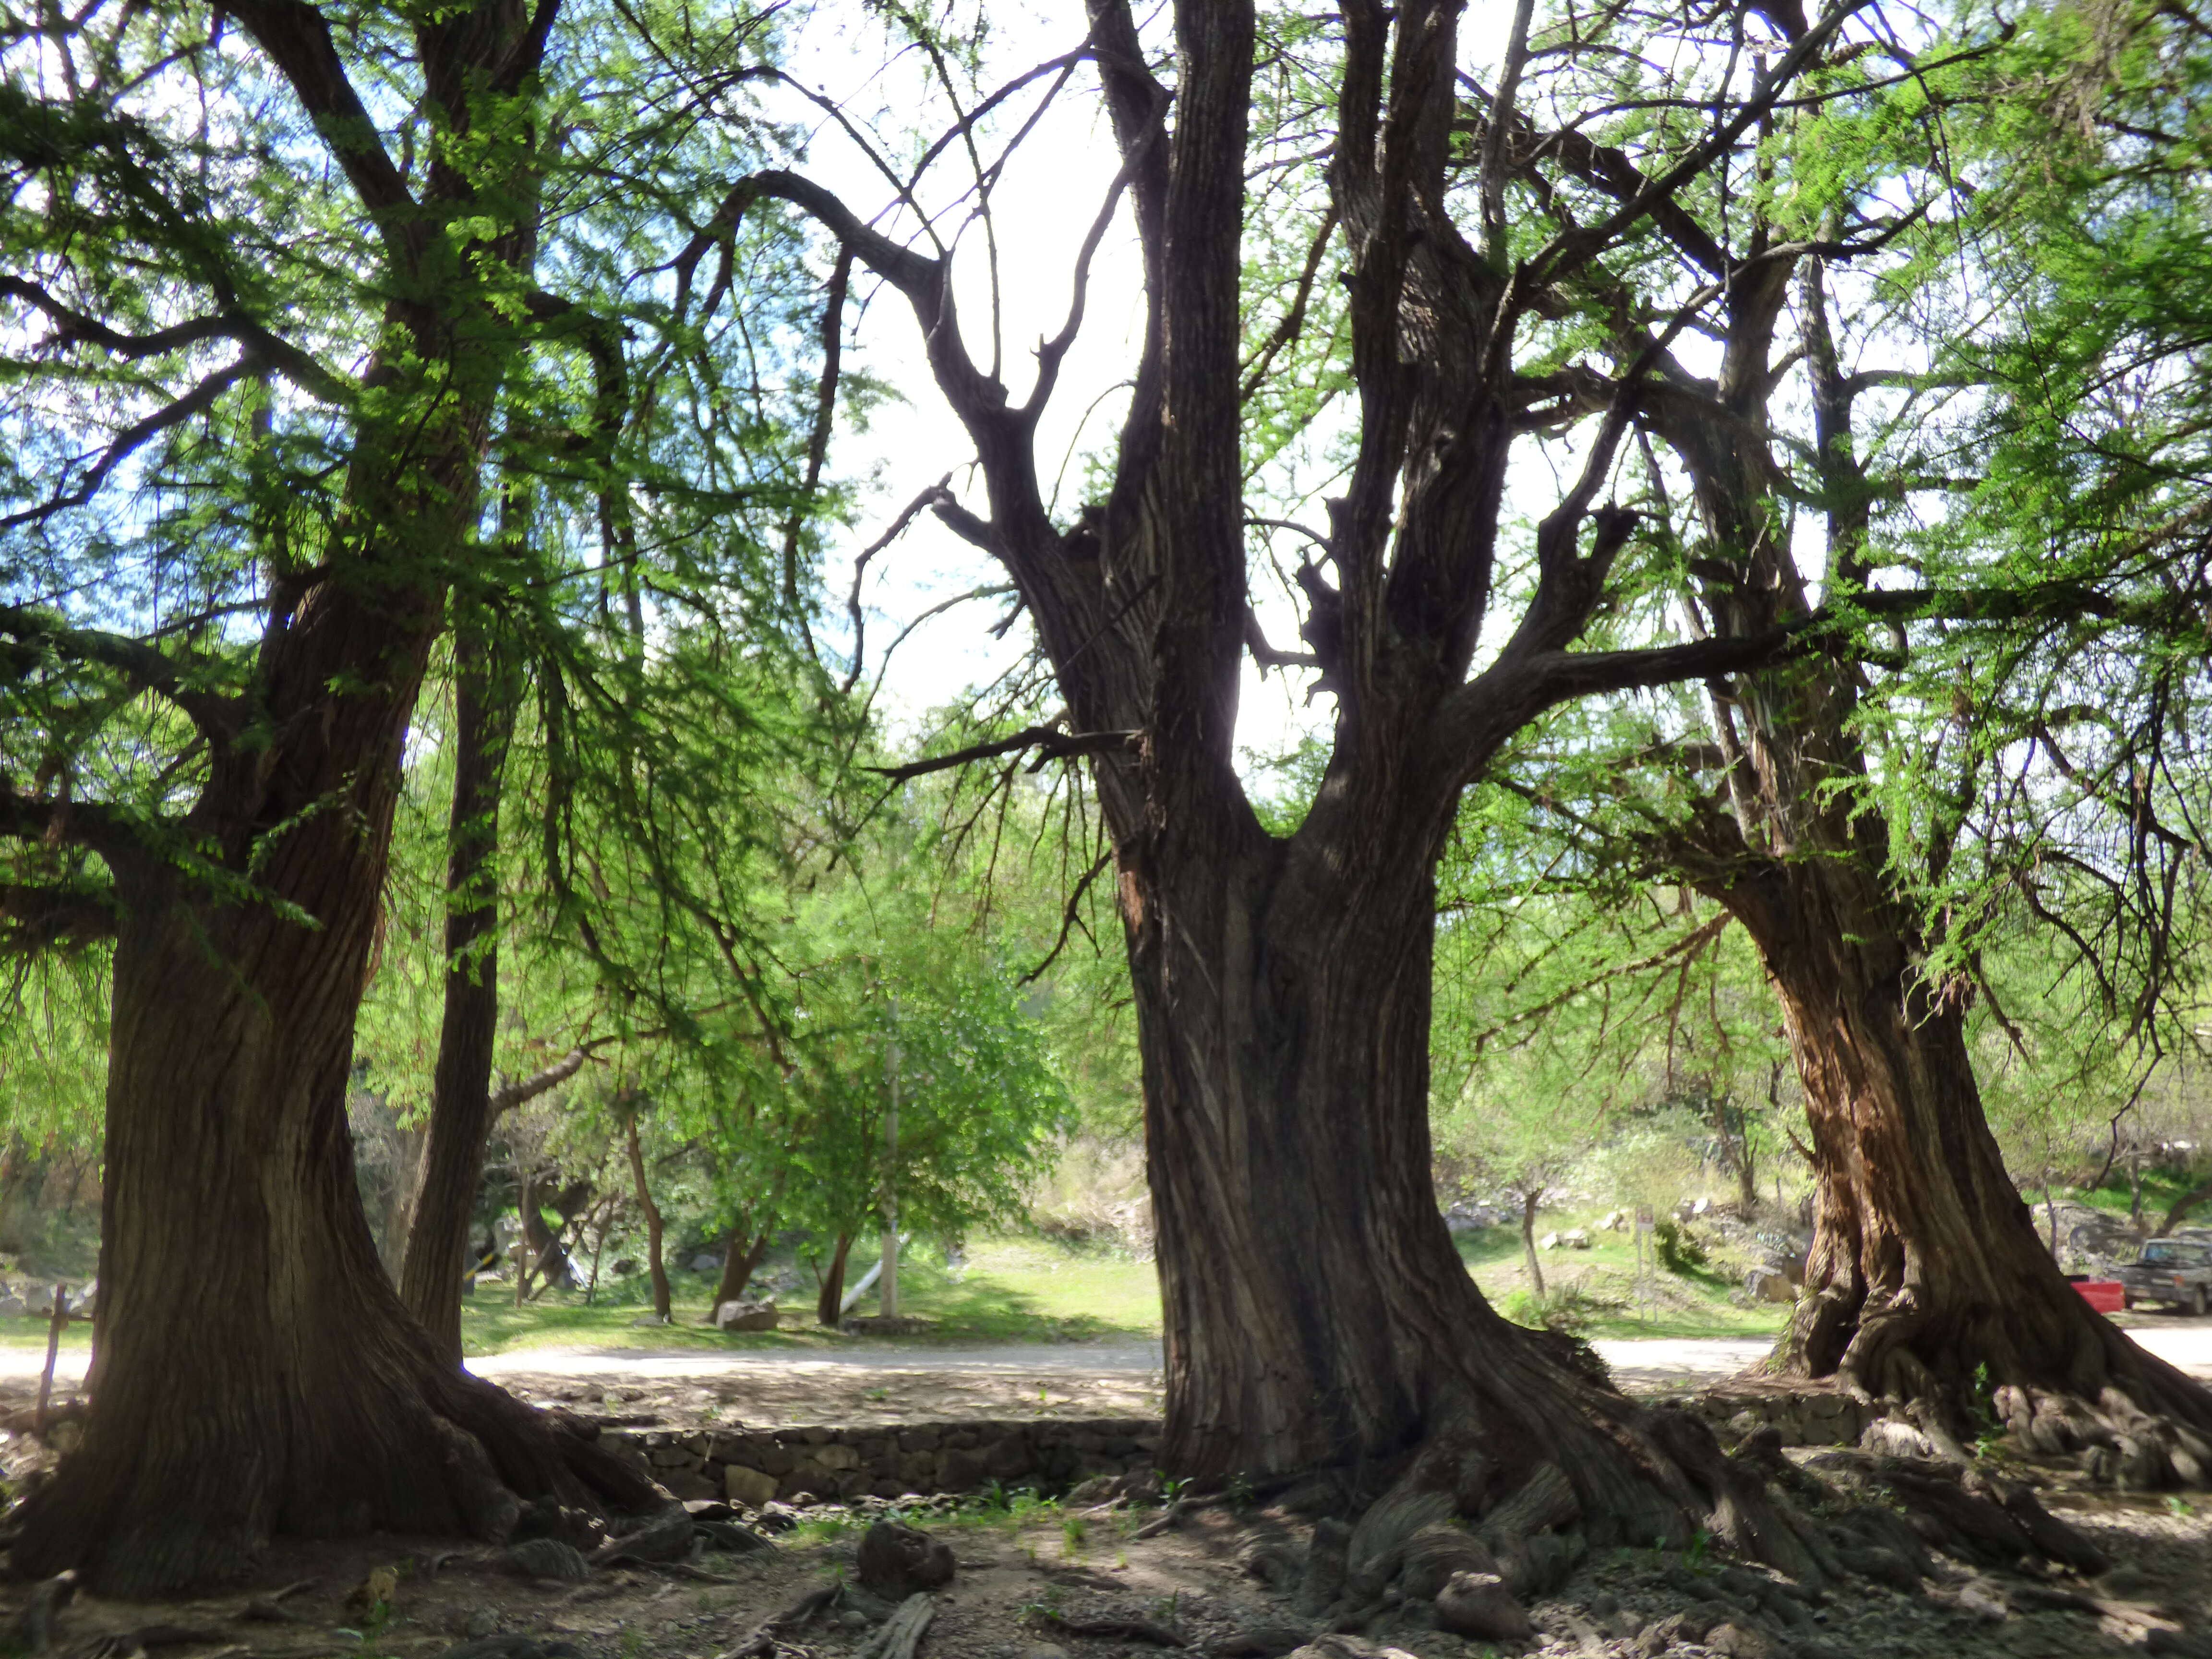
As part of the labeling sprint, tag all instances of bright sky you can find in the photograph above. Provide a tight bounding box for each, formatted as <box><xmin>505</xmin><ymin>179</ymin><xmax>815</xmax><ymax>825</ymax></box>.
<box><xmin>776</xmin><ymin>1</ymin><xmax>1333</xmax><ymax>774</ymax></box>
<box><xmin>765</xmin><ymin>1</ymin><xmax>1854</xmax><ymax>777</ymax></box>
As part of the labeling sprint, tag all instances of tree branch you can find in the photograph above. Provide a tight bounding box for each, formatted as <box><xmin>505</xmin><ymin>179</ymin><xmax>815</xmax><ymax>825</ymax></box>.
<box><xmin>0</xmin><ymin>276</ymin><xmax>349</xmax><ymax>401</ymax></box>
<box><xmin>0</xmin><ymin>781</ymin><xmax>143</xmax><ymax>858</ymax></box>
<box><xmin>0</xmin><ymin>882</ymin><xmax>119</xmax><ymax>951</ymax></box>
<box><xmin>0</xmin><ymin>603</ymin><xmax>239</xmax><ymax>739</ymax></box>
<box><xmin>1526</xmin><ymin>0</ymin><xmax>1873</xmax><ymax>289</ymax></box>
<box><xmin>0</xmin><ymin>356</ymin><xmax>261</xmax><ymax>530</ymax></box>
<box><xmin>490</xmin><ymin>1048</ymin><xmax>589</xmax><ymax>1117</ymax></box>
<box><xmin>869</xmin><ymin>725</ymin><xmax>1140</xmax><ymax>782</ymax></box>
<box><xmin>223</xmin><ymin>0</ymin><xmax>417</xmax><ymax>229</ymax></box>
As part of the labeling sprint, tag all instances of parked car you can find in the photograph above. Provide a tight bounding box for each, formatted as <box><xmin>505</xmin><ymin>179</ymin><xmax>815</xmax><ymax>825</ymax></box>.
<box><xmin>2117</xmin><ymin>1238</ymin><xmax>2212</xmax><ymax>1315</ymax></box>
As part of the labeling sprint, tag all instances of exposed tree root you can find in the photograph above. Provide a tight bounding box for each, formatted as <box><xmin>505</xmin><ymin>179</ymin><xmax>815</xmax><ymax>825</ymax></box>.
<box><xmin>1787</xmin><ymin>1269</ymin><xmax>2212</xmax><ymax>1491</ymax></box>
<box><xmin>5</xmin><ymin>1363</ymin><xmax>663</xmax><ymax>1596</ymax></box>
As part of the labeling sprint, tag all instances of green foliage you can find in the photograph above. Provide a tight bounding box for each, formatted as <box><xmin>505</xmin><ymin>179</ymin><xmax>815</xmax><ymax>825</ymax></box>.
<box><xmin>1650</xmin><ymin>1219</ymin><xmax>1708</xmax><ymax>1277</ymax></box>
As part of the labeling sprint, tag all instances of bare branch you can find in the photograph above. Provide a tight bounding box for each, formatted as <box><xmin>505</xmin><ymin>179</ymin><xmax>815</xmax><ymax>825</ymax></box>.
<box><xmin>1018</xmin><ymin>846</ymin><xmax>1115</xmax><ymax>985</ymax></box>
<box><xmin>870</xmin><ymin>724</ymin><xmax>1140</xmax><ymax>782</ymax></box>
<box><xmin>0</xmin><ymin>356</ymin><xmax>259</xmax><ymax>529</ymax></box>
<box><xmin>490</xmin><ymin>1047</ymin><xmax>589</xmax><ymax>1117</ymax></box>
<box><xmin>1243</xmin><ymin>607</ymin><xmax>1320</xmax><ymax>673</ymax></box>
<box><xmin>844</xmin><ymin>476</ymin><xmax>955</xmax><ymax>695</ymax></box>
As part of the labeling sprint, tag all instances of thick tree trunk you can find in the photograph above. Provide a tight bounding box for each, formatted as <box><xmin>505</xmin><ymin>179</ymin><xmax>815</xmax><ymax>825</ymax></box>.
<box><xmin>622</xmin><ymin>1110</ymin><xmax>672</xmax><ymax>1322</ymax></box>
<box><xmin>399</xmin><ymin>615</ymin><xmax>514</xmax><ymax>1363</ymax></box>
<box><xmin>1717</xmin><ymin>855</ymin><xmax>2212</xmax><ymax>1475</ymax></box>
<box><xmin>814</xmin><ymin>1233</ymin><xmax>854</xmax><ymax>1328</ymax></box>
<box><xmin>1635</xmin><ymin>246</ymin><xmax>2212</xmax><ymax>1470</ymax></box>
<box><xmin>1116</xmin><ymin>821</ymin><xmax>1817</xmax><ymax>1571</ymax></box>
<box><xmin>12</xmin><ymin>606</ymin><xmax>653</xmax><ymax>1594</ymax></box>
<box><xmin>712</xmin><ymin>1225</ymin><xmax>772</xmax><ymax>1314</ymax></box>
<box><xmin>516</xmin><ymin>1173</ymin><xmax>576</xmax><ymax>1293</ymax></box>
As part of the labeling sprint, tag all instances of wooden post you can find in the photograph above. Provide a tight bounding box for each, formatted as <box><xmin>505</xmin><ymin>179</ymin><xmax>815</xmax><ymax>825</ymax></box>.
<box><xmin>881</xmin><ymin>1002</ymin><xmax>900</xmax><ymax>1320</ymax></box>
<box><xmin>34</xmin><ymin>1285</ymin><xmax>69</xmax><ymax>1434</ymax></box>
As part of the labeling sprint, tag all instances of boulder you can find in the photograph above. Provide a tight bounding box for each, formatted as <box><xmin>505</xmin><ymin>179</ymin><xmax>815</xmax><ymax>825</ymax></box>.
<box><xmin>1432</xmin><ymin>1572</ymin><xmax>1531</xmax><ymax>1641</ymax></box>
<box><xmin>0</xmin><ymin>1296</ymin><xmax>22</xmax><ymax>1317</ymax></box>
<box><xmin>1705</xmin><ymin>1623</ymin><xmax>1776</xmax><ymax>1659</ymax></box>
<box><xmin>1561</xmin><ymin>1228</ymin><xmax>1591</xmax><ymax>1249</ymax></box>
<box><xmin>715</xmin><ymin>1298</ymin><xmax>780</xmax><ymax>1332</ymax></box>
<box><xmin>1598</xmin><ymin>1210</ymin><xmax>1624</xmax><ymax>1232</ymax></box>
<box><xmin>1745</xmin><ymin>1267</ymin><xmax>1797</xmax><ymax>1303</ymax></box>
<box><xmin>504</xmin><ymin>1539</ymin><xmax>591</xmax><ymax>1583</ymax></box>
<box><xmin>1539</xmin><ymin>1231</ymin><xmax>1563</xmax><ymax>1250</ymax></box>
<box><xmin>855</xmin><ymin>1520</ymin><xmax>955</xmax><ymax>1599</ymax></box>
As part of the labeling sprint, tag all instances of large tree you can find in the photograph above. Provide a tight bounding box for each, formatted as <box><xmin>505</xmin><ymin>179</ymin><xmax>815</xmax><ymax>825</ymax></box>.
<box><xmin>0</xmin><ymin>0</ymin><xmax>810</xmax><ymax>1588</ymax></box>
<box><xmin>1473</xmin><ymin>0</ymin><xmax>2212</xmax><ymax>1469</ymax></box>
<box><xmin>685</xmin><ymin>0</ymin><xmax>1949</xmax><ymax>1563</ymax></box>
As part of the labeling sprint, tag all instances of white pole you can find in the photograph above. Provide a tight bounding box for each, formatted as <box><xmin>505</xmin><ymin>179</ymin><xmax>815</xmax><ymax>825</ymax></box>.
<box><xmin>881</xmin><ymin>1000</ymin><xmax>900</xmax><ymax>1318</ymax></box>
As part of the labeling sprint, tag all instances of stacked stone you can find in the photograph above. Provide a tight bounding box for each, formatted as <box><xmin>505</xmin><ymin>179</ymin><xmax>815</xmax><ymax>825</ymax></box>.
<box><xmin>607</xmin><ymin>1416</ymin><xmax>1162</xmax><ymax>1505</ymax></box>
<box><xmin>1689</xmin><ymin>1389</ymin><xmax>1871</xmax><ymax>1448</ymax></box>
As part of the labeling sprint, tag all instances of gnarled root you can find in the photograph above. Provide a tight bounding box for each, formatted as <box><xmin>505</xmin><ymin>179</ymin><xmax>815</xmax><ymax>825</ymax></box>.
<box><xmin>1792</xmin><ymin>1272</ymin><xmax>2212</xmax><ymax>1491</ymax></box>
<box><xmin>1796</xmin><ymin>1447</ymin><xmax>2107</xmax><ymax>1575</ymax></box>
<box><xmin>1288</xmin><ymin>1397</ymin><xmax>1837</xmax><ymax>1642</ymax></box>
<box><xmin>7</xmin><ymin>1367</ymin><xmax>663</xmax><ymax>1595</ymax></box>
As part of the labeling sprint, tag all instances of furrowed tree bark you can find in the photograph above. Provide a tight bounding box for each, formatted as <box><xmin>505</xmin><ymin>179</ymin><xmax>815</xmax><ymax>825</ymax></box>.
<box><xmin>714</xmin><ymin>0</ymin><xmax>1884</xmax><ymax>1575</ymax></box>
<box><xmin>10</xmin><ymin>0</ymin><xmax>665</xmax><ymax>1590</ymax></box>
<box><xmin>10</xmin><ymin>546</ymin><xmax>655</xmax><ymax>1592</ymax></box>
<box><xmin>399</xmin><ymin>610</ymin><xmax>516</xmax><ymax>1364</ymax></box>
<box><xmin>1627</xmin><ymin>207</ymin><xmax>2212</xmax><ymax>1466</ymax></box>
<box><xmin>1705</xmin><ymin>853</ymin><xmax>2212</xmax><ymax>1470</ymax></box>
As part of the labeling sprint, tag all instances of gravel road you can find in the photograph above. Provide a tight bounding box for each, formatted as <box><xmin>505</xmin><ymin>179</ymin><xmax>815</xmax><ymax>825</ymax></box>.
<box><xmin>13</xmin><ymin>1321</ymin><xmax>2212</xmax><ymax>1396</ymax></box>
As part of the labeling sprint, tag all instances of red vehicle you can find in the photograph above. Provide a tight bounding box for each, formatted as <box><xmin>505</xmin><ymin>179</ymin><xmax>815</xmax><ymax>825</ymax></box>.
<box><xmin>2070</xmin><ymin>1278</ymin><xmax>2127</xmax><ymax>1314</ymax></box>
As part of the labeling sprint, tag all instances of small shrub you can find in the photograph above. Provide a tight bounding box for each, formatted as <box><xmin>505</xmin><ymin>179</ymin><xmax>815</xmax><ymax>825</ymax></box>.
<box><xmin>1498</xmin><ymin>1283</ymin><xmax>1611</xmax><ymax>1337</ymax></box>
<box><xmin>1652</xmin><ymin>1218</ymin><xmax>1708</xmax><ymax>1275</ymax></box>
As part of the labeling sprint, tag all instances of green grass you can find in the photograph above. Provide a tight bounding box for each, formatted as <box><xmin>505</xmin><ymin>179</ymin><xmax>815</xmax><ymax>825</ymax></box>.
<box><xmin>2020</xmin><ymin>1168</ymin><xmax>2203</xmax><ymax>1226</ymax></box>
<box><xmin>0</xmin><ymin>1315</ymin><xmax>89</xmax><ymax>1351</ymax></box>
<box><xmin>457</xmin><ymin>1235</ymin><xmax>1165</xmax><ymax>1357</ymax></box>
<box><xmin>0</xmin><ymin>1215</ymin><xmax>1781</xmax><ymax>1360</ymax></box>
<box><xmin>455</xmin><ymin>1221</ymin><xmax>1782</xmax><ymax>1357</ymax></box>
<box><xmin>1454</xmin><ymin>1216</ymin><xmax>1791</xmax><ymax>1342</ymax></box>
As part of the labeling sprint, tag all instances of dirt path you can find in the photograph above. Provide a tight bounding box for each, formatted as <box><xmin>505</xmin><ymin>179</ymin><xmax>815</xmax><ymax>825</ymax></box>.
<box><xmin>15</xmin><ymin>1322</ymin><xmax>2212</xmax><ymax>1423</ymax></box>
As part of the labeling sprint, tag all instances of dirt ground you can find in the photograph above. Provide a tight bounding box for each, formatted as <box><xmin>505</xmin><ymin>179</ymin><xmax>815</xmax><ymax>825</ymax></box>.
<box><xmin>481</xmin><ymin>1358</ymin><xmax>1167</xmax><ymax>1428</ymax></box>
<box><xmin>10</xmin><ymin>1353</ymin><xmax>2212</xmax><ymax>1659</ymax></box>
<box><xmin>6</xmin><ymin>1434</ymin><xmax>2212</xmax><ymax>1659</ymax></box>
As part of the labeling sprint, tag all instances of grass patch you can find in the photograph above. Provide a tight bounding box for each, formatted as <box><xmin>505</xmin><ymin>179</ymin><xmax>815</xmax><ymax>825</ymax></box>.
<box><xmin>1454</xmin><ymin>1217</ymin><xmax>1790</xmax><ymax>1342</ymax></box>
<box><xmin>448</xmin><ymin>1216</ymin><xmax>1787</xmax><ymax>1358</ymax></box>
<box><xmin>2020</xmin><ymin>1170</ymin><xmax>2204</xmax><ymax>1227</ymax></box>
<box><xmin>0</xmin><ymin>1315</ymin><xmax>90</xmax><ymax>1351</ymax></box>
<box><xmin>457</xmin><ymin>1235</ymin><xmax>1164</xmax><ymax>1358</ymax></box>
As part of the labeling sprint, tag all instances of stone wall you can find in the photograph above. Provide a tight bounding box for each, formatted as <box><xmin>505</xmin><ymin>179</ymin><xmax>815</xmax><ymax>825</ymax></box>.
<box><xmin>604</xmin><ymin>1417</ymin><xmax>1163</xmax><ymax>1507</ymax></box>
<box><xmin>1682</xmin><ymin>1387</ymin><xmax>1873</xmax><ymax>1449</ymax></box>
